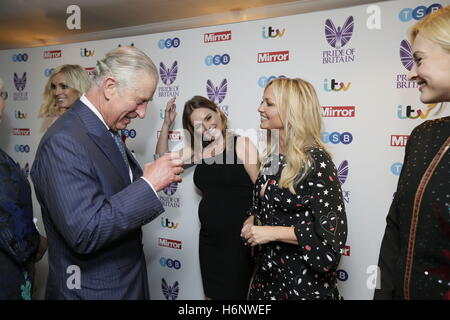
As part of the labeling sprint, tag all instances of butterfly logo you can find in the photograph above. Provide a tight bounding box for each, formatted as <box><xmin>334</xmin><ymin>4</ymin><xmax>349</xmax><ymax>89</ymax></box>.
<box><xmin>325</xmin><ymin>16</ymin><xmax>354</xmax><ymax>49</ymax></box>
<box><xmin>400</xmin><ymin>40</ymin><xmax>414</xmax><ymax>71</ymax></box>
<box><xmin>161</xmin><ymin>278</ymin><xmax>179</xmax><ymax>300</ymax></box>
<box><xmin>206</xmin><ymin>79</ymin><xmax>227</xmax><ymax>104</ymax></box>
<box><xmin>159</xmin><ymin>61</ymin><xmax>178</xmax><ymax>85</ymax></box>
<box><xmin>163</xmin><ymin>182</ymin><xmax>178</xmax><ymax>196</ymax></box>
<box><xmin>14</xmin><ymin>72</ymin><xmax>27</xmax><ymax>91</ymax></box>
<box><xmin>337</xmin><ymin>160</ymin><xmax>348</xmax><ymax>185</ymax></box>
<box><xmin>20</xmin><ymin>162</ymin><xmax>30</xmax><ymax>179</ymax></box>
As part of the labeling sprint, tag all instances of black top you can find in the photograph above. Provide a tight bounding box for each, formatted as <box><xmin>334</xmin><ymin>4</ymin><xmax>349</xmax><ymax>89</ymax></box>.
<box><xmin>375</xmin><ymin>116</ymin><xmax>450</xmax><ymax>300</ymax></box>
<box><xmin>0</xmin><ymin>149</ymin><xmax>40</xmax><ymax>300</ymax></box>
<box><xmin>248</xmin><ymin>147</ymin><xmax>347</xmax><ymax>300</ymax></box>
<box><xmin>194</xmin><ymin>135</ymin><xmax>254</xmax><ymax>299</ymax></box>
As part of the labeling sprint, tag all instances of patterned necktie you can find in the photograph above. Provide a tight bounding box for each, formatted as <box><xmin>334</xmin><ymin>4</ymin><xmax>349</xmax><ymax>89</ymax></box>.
<box><xmin>111</xmin><ymin>130</ymin><xmax>130</xmax><ymax>169</ymax></box>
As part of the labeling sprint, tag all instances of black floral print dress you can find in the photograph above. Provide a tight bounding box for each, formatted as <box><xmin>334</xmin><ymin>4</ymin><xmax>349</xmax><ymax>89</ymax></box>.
<box><xmin>0</xmin><ymin>149</ymin><xmax>40</xmax><ymax>300</ymax></box>
<box><xmin>248</xmin><ymin>147</ymin><xmax>348</xmax><ymax>300</ymax></box>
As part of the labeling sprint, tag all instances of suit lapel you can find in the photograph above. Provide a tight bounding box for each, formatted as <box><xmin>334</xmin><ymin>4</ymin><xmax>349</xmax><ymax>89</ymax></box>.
<box><xmin>71</xmin><ymin>100</ymin><xmax>131</xmax><ymax>185</ymax></box>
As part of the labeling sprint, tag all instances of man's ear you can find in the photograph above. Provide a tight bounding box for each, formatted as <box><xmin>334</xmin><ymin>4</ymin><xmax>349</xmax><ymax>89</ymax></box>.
<box><xmin>102</xmin><ymin>77</ymin><xmax>117</xmax><ymax>100</ymax></box>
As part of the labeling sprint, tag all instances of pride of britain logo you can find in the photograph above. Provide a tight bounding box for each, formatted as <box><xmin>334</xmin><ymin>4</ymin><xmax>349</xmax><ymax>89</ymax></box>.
<box><xmin>206</xmin><ymin>79</ymin><xmax>229</xmax><ymax>116</ymax></box>
<box><xmin>162</xmin><ymin>278</ymin><xmax>179</xmax><ymax>300</ymax></box>
<box><xmin>337</xmin><ymin>160</ymin><xmax>350</xmax><ymax>204</ymax></box>
<box><xmin>323</xmin><ymin>16</ymin><xmax>355</xmax><ymax>64</ymax></box>
<box><xmin>13</xmin><ymin>72</ymin><xmax>28</xmax><ymax>101</ymax></box>
<box><xmin>160</xmin><ymin>182</ymin><xmax>180</xmax><ymax>208</ymax></box>
<box><xmin>395</xmin><ymin>40</ymin><xmax>419</xmax><ymax>89</ymax></box>
<box><xmin>158</xmin><ymin>61</ymin><xmax>179</xmax><ymax>98</ymax></box>
<box><xmin>163</xmin><ymin>182</ymin><xmax>178</xmax><ymax>196</ymax></box>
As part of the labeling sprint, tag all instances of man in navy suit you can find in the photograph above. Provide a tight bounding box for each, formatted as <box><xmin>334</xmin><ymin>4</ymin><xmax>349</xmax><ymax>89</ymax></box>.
<box><xmin>31</xmin><ymin>46</ymin><xmax>183</xmax><ymax>299</ymax></box>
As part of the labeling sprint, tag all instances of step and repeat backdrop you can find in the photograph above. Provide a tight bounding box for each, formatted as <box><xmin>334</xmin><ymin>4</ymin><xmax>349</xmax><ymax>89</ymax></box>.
<box><xmin>0</xmin><ymin>0</ymin><xmax>448</xmax><ymax>300</ymax></box>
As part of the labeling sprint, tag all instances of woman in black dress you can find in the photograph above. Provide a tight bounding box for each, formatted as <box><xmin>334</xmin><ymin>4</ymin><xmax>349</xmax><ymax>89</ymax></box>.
<box><xmin>375</xmin><ymin>6</ymin><xmax>450</xmax><ymax>300</ymax></box>
<box><xmin>241</xmin><ymin>78</ymin><xmax>348</xmax><ymax>300</ymax></box>
<box><xmin>156</xmin><ymin>96</ymin><xmax>258</xmax><ymax>299</ymax></box>
<box><xmin>0</xmin><ymin>78</ymin><xmax>47</xmax><ymax>299</ymax></box>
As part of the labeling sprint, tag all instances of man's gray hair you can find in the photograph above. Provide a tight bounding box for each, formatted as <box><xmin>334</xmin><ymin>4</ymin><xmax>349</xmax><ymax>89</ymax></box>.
<box><xmin>92</xmin><ymin>46</ymin><xmax>158</xmax><ymax>89</ymax></box>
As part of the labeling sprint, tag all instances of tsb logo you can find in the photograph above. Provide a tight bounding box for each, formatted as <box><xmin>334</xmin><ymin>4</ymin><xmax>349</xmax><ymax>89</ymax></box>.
<box><xmin>15</xmin><ymin>145</ymin><xmax>30</xmax><ymax>153</ymax></box>
<box><xmin>399</xmin><ymin>3</ymin><xmax>442</xmax><ymax>22</ymax></box>
<box><xmin>321</xmin><ymin>132</ymin><xmax>353</xmax><ymax>144</ymax></box>
<box><xmin>205</xmin><ymin>54</ymin><xmax>230</xmax><ymax>66</ymax></box>
<box><xmin>158</xmin><ymin>38</ymin><xmax>180</xmax><ymax>49</ymax></box>
<box><xmin>391</xmin><ymin>162</ymin><xmax>403</xmax><ymax>176</ymax></box>
<box><xmin>337</xmin><ymin>269</ymin><xmax>349</xmax><ymax>281</ymax></box>
<box><xmin>44</xmin><ymin>68</ymin><xmax>54</xmax><ymax>77</ymax></box>
<box><xmin>121</xmin><ymin>129</ymin><xmax>136</xmax><ymax>138</ymax></box>
<box><xmin>12</xmin><ymin>53</ymin><xmax>29</xmax><ymax>62</ymax></box>
<box><xmin>258</xmin><ymin>75</ymin><xmax>285</xmax><ymax>88</ymax></box>
<box><xmin>160</xmin><ymin>257</ymin><xmax>181</xmax><ymax>270</ymax></box>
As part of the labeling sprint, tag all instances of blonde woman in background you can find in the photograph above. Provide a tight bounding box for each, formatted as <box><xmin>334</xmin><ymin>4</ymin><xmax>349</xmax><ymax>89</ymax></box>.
<box><xmin>39</xmin><ymin>64</ymin><xmax>90</xmax><ymax>131</ymax></box>
<box><xmin>241</xmin><ymin>78</ymin><xmax>347</xmax><ymax>300</ymax></box>
<box><xmin>375</xmin><ymin>6</ymin><xmax>450</xmax><ymax>300</ymax></box>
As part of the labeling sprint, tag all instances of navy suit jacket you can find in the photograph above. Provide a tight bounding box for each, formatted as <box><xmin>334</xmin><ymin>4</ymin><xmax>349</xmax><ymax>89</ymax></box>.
<box><xmin>31</xmin><ymin>100</ymin><xmax>164</xmax><ymax>300</ymax></box>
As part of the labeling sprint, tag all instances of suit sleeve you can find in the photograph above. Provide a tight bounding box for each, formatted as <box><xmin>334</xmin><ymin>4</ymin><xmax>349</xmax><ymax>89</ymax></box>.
<box><xmin>0</xmin><ymin>157</ymin><xmax>40</xmax><ymax>264</ymax></box>
<box><xmin>31</xmin><ymin>133</ymin><xmax>165</xmax><ymax>255</ymax></box>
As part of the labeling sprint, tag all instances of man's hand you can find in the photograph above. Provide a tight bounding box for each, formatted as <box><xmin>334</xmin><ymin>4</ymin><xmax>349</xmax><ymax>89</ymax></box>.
<box><xmin>144</xmin><ymin>153</ymin><xmax>184</xmax><ymax>191</ymax></box>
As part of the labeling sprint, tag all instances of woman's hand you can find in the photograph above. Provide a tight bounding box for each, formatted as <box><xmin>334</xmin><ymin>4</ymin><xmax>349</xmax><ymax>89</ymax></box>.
<box><xmin>241</xmin><ymin>223</ymin><xmax>298</xmax><ymax>246</ymax></box>
<box><xmin>163</xmin><ymin>97</ymin><xmax>177</xmax><ymax>127</ymax></box>
<box><xmin>241</xmin><ymin>224</ymin><xmax>277</xmax><ymax>247</ymax></box>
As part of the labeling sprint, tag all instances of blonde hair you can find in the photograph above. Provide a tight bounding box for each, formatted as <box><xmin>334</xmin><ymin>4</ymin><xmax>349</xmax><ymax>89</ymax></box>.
<box><xmin>264</xmin><ymin>78</ymin><xmax>329</xmax><ymax>194</ymax></box>
<box><xmin>39</xmin><ymin>64</ymin><xmax>91</xmax><ymax>117</ymax></box>
<box><xmin>410</xmin><ymin>5</ymin><xmax>450</xmax><ymax>111</ymax></box>
<box><xmin>409</xmin><ymin>5</ymin><xmax>450</xmax><ymax>51</ymax></box>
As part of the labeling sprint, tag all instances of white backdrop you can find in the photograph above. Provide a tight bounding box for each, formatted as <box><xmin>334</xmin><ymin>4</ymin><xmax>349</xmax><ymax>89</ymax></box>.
<box><xmin>0</xmin><ymin>0</ymin><xmax>448</xmax><ymax>300</ymax></box>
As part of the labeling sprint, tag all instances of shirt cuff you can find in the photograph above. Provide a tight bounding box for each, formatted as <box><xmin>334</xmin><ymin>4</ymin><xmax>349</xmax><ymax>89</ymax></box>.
<box><xmin>140</xmin><ymin>177</ymin><xmax>160</xmax><ymax>199</ymax></box>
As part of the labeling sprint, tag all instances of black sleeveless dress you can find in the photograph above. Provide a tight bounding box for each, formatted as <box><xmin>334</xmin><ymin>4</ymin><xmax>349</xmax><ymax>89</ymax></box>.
<box><xmin>193</xmin><ymin>135</ymin><xmax>254</xmax><ymax>299</ymax></box>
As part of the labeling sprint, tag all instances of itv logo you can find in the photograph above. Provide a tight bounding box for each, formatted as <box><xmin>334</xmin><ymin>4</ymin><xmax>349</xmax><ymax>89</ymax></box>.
<box><xmin>397</xmin><ymin>104</ymin><xmax>437</xmax><ymax>119</ymax></box>
<box><xmin>15</xmin><ymin>110</ymin><xmax>27</xmax><ymax>119</ymax></box>
<box><xmin>323</xmin><ymin>78</ymin><xmax>351</xmax><ymax>92</ymax></box>
<box><xmin>80</xmin><ymin>48</ymin><xmax>95</xmax><ymax>57</ymax></box>
<box><xmin>161</xmin><ymin>217</ymin><xmax>179</xmax><ymax>229</ymax></box>
<box><xmin>261</xmin><ymin>26</ymin><xmax>285</xmax><ymax>39</ymax></box>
